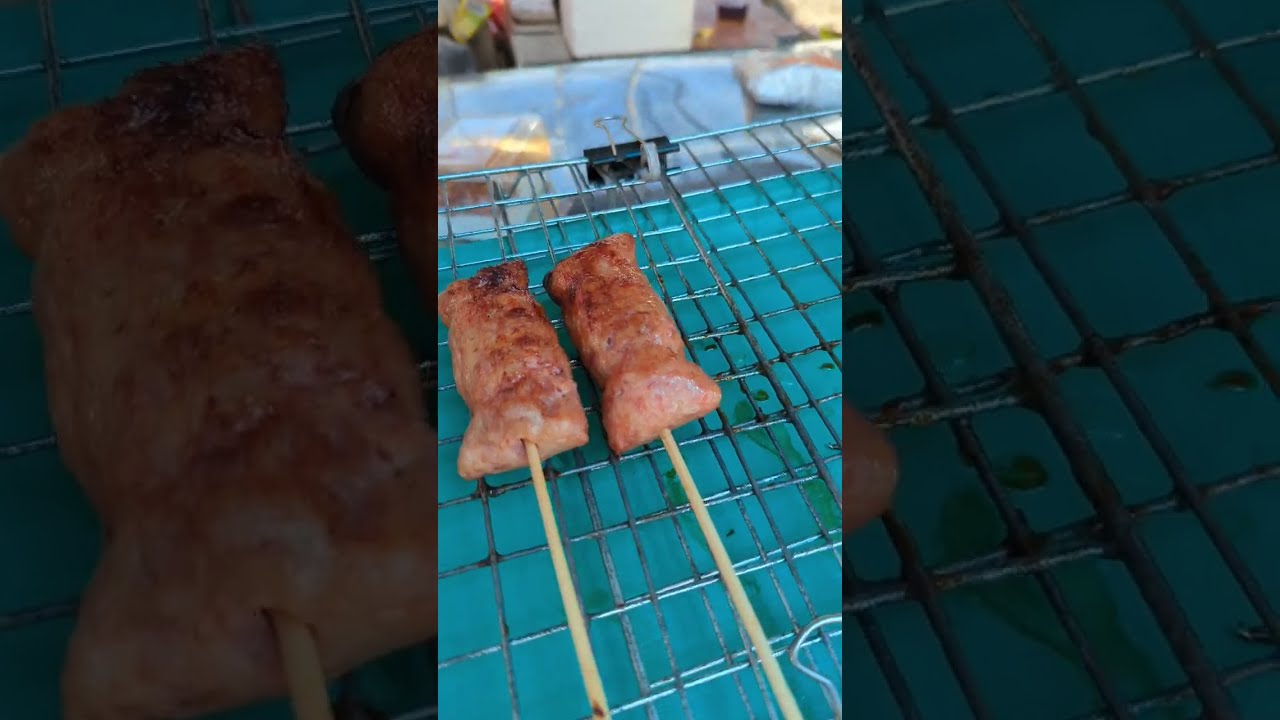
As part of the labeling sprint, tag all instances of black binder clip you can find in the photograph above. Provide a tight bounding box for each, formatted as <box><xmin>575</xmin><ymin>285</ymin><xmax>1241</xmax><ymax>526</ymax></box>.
<box><xmin>584</xmin><ymin>115</ymin><xmax>678</xmax><ymax>184</ymax></box>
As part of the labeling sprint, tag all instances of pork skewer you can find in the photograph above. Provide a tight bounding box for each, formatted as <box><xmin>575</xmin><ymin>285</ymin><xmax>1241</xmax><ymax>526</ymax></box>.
<box><xmin>334</xmin><ymin>30</ymin><xmax>610</xmax><ymax>716</ymax></box>
<box><xmin>546</xmin><ymin>233</ymin><xmax>801</xmax><ymax>720</ymax></box>
<box><xmin>439</xmin><ymin>260</ymin><xmax>607</xmax><ymax>715</ymax></box>
<box><xmin>274</xmin><ymin>613</ymin><xmax>336</xmax><ymax>720</ymax></box>
<box><xmin>544</xmin><ymin>233</ymin><xmax>721</xmax><ymax>454</ymax></box>
<box><xmin>0</xmin><ymin>46</ymin><xmax>436</xmax><ymax>720</ymax></box>
<box><xmin>527</xmin><ymin>441</ymin><xmax>613</xmax><ymax>720</ymax></box>
<box><xmin>438</xmin><ymin>260</ymin><xmax>591</xmax><ymax>478</ymax></box>
<box><xmin>330</xmin><ymin>30</ymin><xmax>437</xmax><ymax>297</ymax></box>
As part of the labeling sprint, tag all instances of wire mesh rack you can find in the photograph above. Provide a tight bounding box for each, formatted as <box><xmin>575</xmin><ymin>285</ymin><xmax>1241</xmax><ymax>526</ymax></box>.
<box><xmin>0</xmin><ymin>2</ymin><xmax>437</xmax><ymax>719</ymax></box>
<box><xmin>842</xmin><ymin>1</ymin><xmax>1280</xmax><ymax>719</ymax></box>
<box><xmin>435</xmin><ymin>113</ymin><xmax>846</xmax><ymax>719</ymax></box>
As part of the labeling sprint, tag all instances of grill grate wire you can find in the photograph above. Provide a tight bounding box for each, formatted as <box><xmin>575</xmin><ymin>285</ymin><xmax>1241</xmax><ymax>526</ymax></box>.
<box><xmin>436</xmin><ymin>113</ymin><xmax>846</xmax><ymax>719</ymax></box>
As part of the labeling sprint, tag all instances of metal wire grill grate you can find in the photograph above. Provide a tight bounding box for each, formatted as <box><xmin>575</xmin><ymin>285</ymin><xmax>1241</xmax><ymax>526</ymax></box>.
<box><xmin>0</xmin><ymin>2</ymin><xmax>438</xmax><ymax>719</ymax></box>
<box><xmin>842</xmin><ymin>0</ymin><xmax>1280</xmax><ymax>718</ymax></box>
<box><xmin>435</xmin><ymin>114</ymin><xmax>845</xmax><ymax>718</ymax></box>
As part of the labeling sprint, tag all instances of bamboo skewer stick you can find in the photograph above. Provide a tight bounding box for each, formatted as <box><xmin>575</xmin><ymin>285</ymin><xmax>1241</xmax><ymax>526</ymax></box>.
<box><xmin>271</xmin><ymin>612</ymin><xmax>335</xmax><ymax>720</ymax></box>
<box><xmin>526</xmin><ymin>440</ymin><xmax>613</xmax><ymax>720</ymax></box>
<box><xmin>659</xmin><ymin>429</ymin><xmax>803</xmax><ymax>720</ymax></box>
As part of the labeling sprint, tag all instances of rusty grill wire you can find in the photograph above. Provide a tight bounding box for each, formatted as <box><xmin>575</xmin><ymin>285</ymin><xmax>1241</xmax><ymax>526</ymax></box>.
<box><xmin>842</xmin><ymin>1</ymin><xmax>1280</xmax><ymax>719</ymax></box>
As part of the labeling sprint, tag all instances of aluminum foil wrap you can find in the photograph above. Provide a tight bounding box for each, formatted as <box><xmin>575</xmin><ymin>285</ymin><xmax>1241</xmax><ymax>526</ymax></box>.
<box><xmin>437</xmin><ymin>49</ymin><xmax>842</xmax><ymax>244</ymax></box>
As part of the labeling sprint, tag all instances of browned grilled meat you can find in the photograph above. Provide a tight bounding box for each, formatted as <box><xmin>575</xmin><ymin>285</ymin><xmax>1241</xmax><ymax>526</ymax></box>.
<box><xmin>331</xmin><ymin>30</ymin><xmax>436</xmax><ymax>295</ymax></box>
<box><xmin>844</xmin><ymin>405</ymin><xmax>899</xmax><ymax>532</ymax></box>
<box><xmin>545</xmin><ymin>233</ymin><xmax>722</xmax><ymax>453</ymax></box>
<box><xmin>0</xmin><ymin>46</ymin><xmax>437</xmax><ymax>720</ymax></box>
<box><xmin>439</xmin><ymin>260</ymin><xmax>589</xmax><ymax>478</ymax></box>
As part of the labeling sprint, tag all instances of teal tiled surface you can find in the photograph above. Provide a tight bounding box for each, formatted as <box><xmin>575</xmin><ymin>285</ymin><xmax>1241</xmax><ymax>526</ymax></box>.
<box><xmin>436</xmin><ymin>139</ymin><xmax>846</xmax><ymax>718</ymax></box>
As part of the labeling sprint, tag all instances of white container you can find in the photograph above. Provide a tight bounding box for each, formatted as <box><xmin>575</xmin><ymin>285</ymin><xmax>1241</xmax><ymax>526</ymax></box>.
<box><xmin>509</xmin><ymin>0</ymin><xmax>558</xmax><ymax>24</ymax></box>
<box><xmin>560</xmin><ymin>0</ymin><xmax>696</xmax><ymax>59</ymax></box>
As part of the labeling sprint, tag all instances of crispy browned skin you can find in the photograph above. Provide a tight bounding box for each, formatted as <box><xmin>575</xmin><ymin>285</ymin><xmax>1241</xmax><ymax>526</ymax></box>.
<box><xmin>438</xmin><ymin>260</ymin><xmax>589</xmax><ymax>478</ymax></box>
<box><xmin>332</xmin><ymin>30</ymin><xmax>437</xmax><ymax>296</ymax></box>
<box><xmin>0</xmin><ymin>47</ymin><xmax>437</xmax><ymax>720</ymax></box>
<box><xmin>546</xmin><ymin>233</ymin><xmax>722</xmax><ymax>453</ymax></box>
<box><xmin>844</xmin><ymin>405</ymin><xmax>899</xmax><ymax>532</ymax></box>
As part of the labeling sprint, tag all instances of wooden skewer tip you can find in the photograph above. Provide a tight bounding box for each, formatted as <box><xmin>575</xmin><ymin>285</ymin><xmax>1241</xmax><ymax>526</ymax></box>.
<box><xmin>525</xmin><ymin>441</ymin><xmax>613</xmax><ymax>719</ymax></box>
<box><xmin>271</xmin><ymin>611</ymin><xmax>334</xmax><ymax>720</ymax></box>
<box><xmin>658</xmin><ymin>429</ymin><xmax>803</xmax><ymax>720</ymax></box>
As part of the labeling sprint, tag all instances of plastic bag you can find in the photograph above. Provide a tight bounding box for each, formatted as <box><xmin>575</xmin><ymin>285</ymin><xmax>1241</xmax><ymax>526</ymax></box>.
<box><xmin>437</xmin><ymin>115</ymin><xmax>554</xmax><ymax>243</ymax></box>
<box><xmin>736</xmin><ymin>40</ymin><xmax>841</xmax><ymax>109</ymax></box>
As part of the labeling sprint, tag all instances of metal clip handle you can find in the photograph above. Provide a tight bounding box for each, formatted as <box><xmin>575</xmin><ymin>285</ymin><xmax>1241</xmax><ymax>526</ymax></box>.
<box><xmin>593</xmin><ymin>115</ymin><xmax>644</xmax><ymax>156</ymax></box>
<box><xmin>593</xmin><ymin>115</ymin><xmax>663</xmax><ymax>181</ymax></box>
<box><xmin>787</xmin><ymin>613</ymin><xmax>843</xmax><ymax>720</ymax></box>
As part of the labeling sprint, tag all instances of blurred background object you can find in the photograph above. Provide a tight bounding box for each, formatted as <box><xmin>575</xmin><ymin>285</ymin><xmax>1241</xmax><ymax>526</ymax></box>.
<box><xmin>435</xmin><ymin>0</ymin><xmax>843</xmax><ymax>247</ymax></box>
<box><xmin>438</xmin><ymin>0</ymin><xmax>838</xmax><ymax>73</ymax></box>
